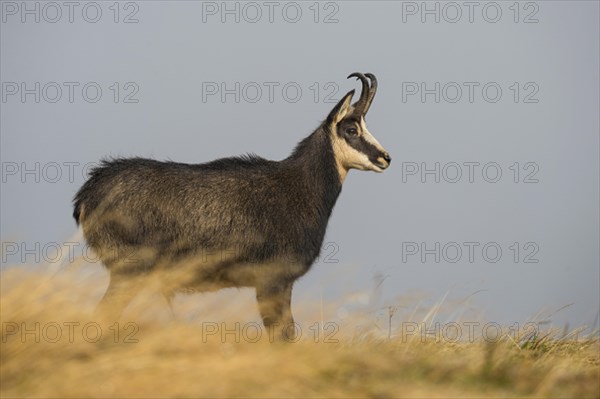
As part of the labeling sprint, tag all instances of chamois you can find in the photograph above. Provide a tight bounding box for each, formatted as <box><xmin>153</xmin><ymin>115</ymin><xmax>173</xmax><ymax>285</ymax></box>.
<box><xmin>73</xmin><ymin>72</ymin><xmax>391</xmax><ymax>340</ymax></box>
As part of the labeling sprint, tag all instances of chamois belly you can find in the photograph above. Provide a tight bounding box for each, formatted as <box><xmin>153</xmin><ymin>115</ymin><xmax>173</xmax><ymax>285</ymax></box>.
<box><xmin>171</xmin><ymin>259</ymin><xmax>309</xmax><ymax>293</ymax></box>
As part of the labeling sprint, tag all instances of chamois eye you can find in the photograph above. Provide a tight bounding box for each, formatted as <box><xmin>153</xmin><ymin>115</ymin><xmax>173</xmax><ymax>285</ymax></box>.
<box><xmin>347</xmin><ymin>128</ymin><xmax>358</xmax><ymax>136</ymax></box>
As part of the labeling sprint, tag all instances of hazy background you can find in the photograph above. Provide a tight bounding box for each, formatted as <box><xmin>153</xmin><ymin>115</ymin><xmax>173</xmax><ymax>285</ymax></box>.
<box><xmin>1</xmin><ymin>1</ymin><xmax>598</xmax><ymax>331</ymax></box>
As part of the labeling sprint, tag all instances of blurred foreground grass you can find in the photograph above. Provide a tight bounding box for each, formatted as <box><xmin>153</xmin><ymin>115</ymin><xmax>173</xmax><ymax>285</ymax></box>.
<box><xmin>1</xmin><ymin>268</ymin><xmax>598</xmax><ymax>398</ymax></box>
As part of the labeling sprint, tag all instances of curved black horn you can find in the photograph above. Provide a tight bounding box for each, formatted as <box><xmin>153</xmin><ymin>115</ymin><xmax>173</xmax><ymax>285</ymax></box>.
<box><xmin>347</xmin><ymin>72</ymin><xmax>370</xmax><ymax>115</ymax></box>
<box><xmin>364</xmin><ymin>73</ymin><xmax>377</xmax><ymax>115</ymax></box>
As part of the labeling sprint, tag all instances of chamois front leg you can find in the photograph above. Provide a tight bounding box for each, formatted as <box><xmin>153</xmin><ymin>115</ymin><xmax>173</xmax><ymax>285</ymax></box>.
<box><xmin>256</xmin><ymin>281</ymin><xmax>296</xmax><ymax>342</ymax></box>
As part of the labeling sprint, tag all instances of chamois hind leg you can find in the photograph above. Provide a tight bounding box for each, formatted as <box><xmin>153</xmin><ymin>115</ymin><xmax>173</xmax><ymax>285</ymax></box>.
<box><xmin>160</xmin><ymin>290</ymin><xmax>176</xmax><ymax>318</ymax></box>
<box><xmin>94</xmin><ymin>271</ymin><xmax>144</xmax><ymax>322</ymax></box>
<box><xmin>256</xmin><ymin>281</ymin><xmax>296</xmax><ymax>342</ymax></box>
<box><xmin>92</xmin><ymin>238</ymin><xmax>160</xmax><ymax>321</ymax></box>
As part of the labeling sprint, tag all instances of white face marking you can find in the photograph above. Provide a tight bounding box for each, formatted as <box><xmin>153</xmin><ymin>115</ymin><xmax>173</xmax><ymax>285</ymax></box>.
<box><xmin>359</xmin><ymin>117</ymin><xmax>386</xmax><ymax>153</ymax></box>
<box><xmin>330</xmin><ymin>116</ymin><xmax>389</xmax><ymax>181</ymax></box>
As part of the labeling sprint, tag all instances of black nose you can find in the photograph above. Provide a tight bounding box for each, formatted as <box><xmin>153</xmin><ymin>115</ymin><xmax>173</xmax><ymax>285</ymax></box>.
<box><xmin>383</xmin><ymin>152</ymin><xmax>392</xmax><ymax>164</ymax></box>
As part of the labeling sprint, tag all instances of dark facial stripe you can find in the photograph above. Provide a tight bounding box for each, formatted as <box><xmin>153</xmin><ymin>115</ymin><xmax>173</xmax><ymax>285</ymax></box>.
<box><xmin>346</xmin><ymin>135</ymin><xmax>384</xmax><ymax>164</ymax></box>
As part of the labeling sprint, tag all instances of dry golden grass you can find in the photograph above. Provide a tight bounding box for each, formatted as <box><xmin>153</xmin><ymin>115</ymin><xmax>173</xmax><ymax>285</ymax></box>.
<box><xmin>1</xmin><ymin>267</ymin><xmax>598</xmax><ymax>398</ymax></box>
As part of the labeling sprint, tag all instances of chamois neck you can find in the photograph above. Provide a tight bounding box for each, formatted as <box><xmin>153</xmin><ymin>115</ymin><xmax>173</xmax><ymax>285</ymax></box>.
<box><xmin>283</xmin><ymin>127</ymin><xmax>343</xmax><ymax>213</ymax></box>
<box><xmin>286</xmin><ymin>128</ymin><xmax>340</xmax><ymax>179</ymax></box>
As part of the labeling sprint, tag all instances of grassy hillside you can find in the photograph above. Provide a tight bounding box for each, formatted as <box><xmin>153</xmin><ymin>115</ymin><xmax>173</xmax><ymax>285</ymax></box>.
<box><xmin>1</xmin><ymin>268</ymin><xmax>598</xmax><ymax>398</ymax></box>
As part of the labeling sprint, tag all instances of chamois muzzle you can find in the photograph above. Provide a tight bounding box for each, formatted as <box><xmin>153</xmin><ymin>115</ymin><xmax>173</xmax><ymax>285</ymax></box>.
<box><xmin>383</xmin><ymin>152</ymin><xmax>392</xmax><ymax>165</ymax></box>
<box><xmin>377</xmin><ymin>152</ymin><xmax>392</xmax><ymax>170</ymax></box>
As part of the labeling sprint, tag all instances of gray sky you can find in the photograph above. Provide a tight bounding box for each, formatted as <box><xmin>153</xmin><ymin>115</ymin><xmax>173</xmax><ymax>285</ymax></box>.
<box><xmin>1</xmin><ymin>1</ymin><xmax>598</xmax><ymax>331</ymax></box>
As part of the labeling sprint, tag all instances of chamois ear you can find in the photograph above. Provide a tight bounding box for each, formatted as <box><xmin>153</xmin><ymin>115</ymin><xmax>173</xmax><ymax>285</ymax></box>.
<box><xmin>326</xmin><ymin>89</ymin><xmax>355</xmax><ymax>126</ymax></box>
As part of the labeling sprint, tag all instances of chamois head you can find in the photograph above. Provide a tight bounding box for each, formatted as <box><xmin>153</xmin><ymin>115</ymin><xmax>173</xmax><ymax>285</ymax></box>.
<box><xmin>326</xmin><ymin>72</ymin><xmax>391</xmax><ymax>179</ymax></box>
